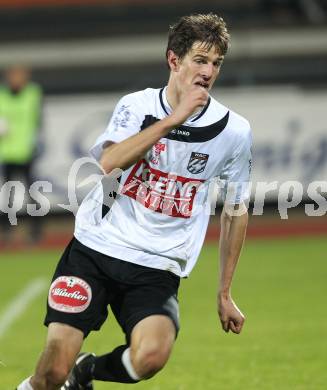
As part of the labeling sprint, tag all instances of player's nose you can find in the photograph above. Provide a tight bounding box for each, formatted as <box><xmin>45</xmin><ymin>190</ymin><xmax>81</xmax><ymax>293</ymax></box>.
<box><xmin>200</xmin><ymin>64</ymin><xmax>214</xmax><ymax>80</ymax></box>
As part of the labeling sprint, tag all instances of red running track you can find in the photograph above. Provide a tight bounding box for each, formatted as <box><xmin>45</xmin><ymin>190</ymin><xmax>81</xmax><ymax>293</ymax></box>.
<box><xmin>0</xmin><ymin>217</ymin><xmax>326</xmax><ymax>252</ymax></box>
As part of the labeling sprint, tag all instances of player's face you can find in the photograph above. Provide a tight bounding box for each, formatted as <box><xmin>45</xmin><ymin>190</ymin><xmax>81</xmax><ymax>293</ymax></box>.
<box><xmin>6</xmin><ymin>66</ymin><xmax>29</xmax><ymax>91</ymax></box>
<box><xmin>175</xmin><ymin>41</ymin><xmax>224</xmax><ymax>93</ymax></box>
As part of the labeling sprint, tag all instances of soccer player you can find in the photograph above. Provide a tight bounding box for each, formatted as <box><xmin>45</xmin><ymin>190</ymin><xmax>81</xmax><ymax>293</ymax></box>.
<box><xmin>17</xmin><ymin>13</ymin><xmax>252</xmax><ymax>390</ymax></box>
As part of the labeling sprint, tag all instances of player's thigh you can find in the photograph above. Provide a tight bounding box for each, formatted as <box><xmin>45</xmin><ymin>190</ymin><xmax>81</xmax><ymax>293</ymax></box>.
<box><xmin>45</xmin><ymin>239</ymin><xmax>110</xmax><ymax>338</ymax></box>
<box><xmin>111</xmin><ymin>265</ymin><xmax>180</xmax><ymax>345</ymax></box>
<box><xmin>115</xmin><ymin>267</ymin><xmax>180</xmax><ymax>372</ymax></box>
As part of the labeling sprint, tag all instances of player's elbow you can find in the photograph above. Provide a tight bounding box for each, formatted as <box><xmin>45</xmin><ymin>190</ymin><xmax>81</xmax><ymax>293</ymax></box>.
<box><xmin>99</xmin><ymin>142</ymin><xmax>118</xmax><ymax>174</ymax></box>
<box><xmin>99</xmin><ymin>156</ymin><xmax>114</xmax><ymax>174</ymax></box>
<box><xmin>99</xmin><ymin>147</ymin><xmax>119</xmax><ymax>174</ymax></box>
<box><xmin>100</xmin><ymin>155</ymin><xmax>131</xmax><ymax>175</ymax></box>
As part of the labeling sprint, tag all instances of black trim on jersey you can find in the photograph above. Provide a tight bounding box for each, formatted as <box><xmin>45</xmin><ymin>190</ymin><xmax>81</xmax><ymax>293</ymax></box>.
<box><xmin>140</xmin><ymin>111</ymin><xmax>229</xmax><ymax>143</ymax></box>
<box><xmin>191</xmin><ymin>97</ymin><xmax>211</xmax><ymax>122</ymax></box>
<box><xmin>159</xmin><ymin>87</ymin><xmax>212</xmax><ymax>123</ymax></box>
<box><xmin>102</xmin><ymin>204</ymin><xmax>110</xmax><ymax>218</ymax></box>
<box><xmin>159</xmin><ymin>88</ymin><xmax>170</xmax><ymax>116</ymax></box>
<box><xmin>101</xmin><ymin>175</ymin><xmax>121</xmax><ymax>218</ymax></box>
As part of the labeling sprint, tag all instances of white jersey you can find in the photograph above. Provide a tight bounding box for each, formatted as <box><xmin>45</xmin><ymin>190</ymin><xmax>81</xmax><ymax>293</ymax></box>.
<box><xmin>74</xmin><ymin>87</ymin><xmax>252</xmax><ymax>277</ymax></box>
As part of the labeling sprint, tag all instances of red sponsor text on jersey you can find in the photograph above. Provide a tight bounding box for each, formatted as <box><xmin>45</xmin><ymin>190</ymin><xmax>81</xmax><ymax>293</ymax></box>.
<box><xmin>122</xmin><ymin>159</ymin><xmax>204</xmax><ymax>218</ymax></box>
<box><xmin>48</xmin><ymin>276</ymin><xmax>92</xmax><ymax>313</ymax></box>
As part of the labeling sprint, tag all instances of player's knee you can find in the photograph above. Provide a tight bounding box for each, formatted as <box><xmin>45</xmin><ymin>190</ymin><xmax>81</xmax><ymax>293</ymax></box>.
<box><xmin>136</xmin><ymin>344</ymin><xmax>170</xmax><ymax>378</ymax></box>
<box><xmin>143</xmin><ymin>354</ymin><xmax>166</xmax><ymax>378</ymax></box>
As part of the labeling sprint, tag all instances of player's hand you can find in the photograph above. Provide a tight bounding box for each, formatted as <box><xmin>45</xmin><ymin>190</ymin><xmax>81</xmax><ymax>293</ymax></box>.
<box><xmin>169</xmin><ymin>84</ymin><xmax>209</xmax><ymax>126</ymax></box>
<box><xmin>217</xmin><ymin>293</ymin><xmax>245</xmax><ymax>334</ymax></box>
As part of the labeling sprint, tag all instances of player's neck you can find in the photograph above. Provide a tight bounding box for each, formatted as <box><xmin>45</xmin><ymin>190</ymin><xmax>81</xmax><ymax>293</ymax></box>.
<box><xmin>166</xmin><ymin>80</ymin><xmax>202</xmax><ymax>120</ymax></box>
<box><xmin>166</xmin><ymin>80</ymin><xmax>180</xmax><ymax>111</ymax></box>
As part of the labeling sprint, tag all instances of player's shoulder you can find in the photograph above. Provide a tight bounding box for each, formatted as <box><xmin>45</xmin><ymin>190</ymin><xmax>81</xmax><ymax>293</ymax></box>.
<box><xmin>228</xmin><ymin>109</ymin><xmax>252</xmax><ymax>141</ymax></box>
<box><xmin>112</xmin><ymin>88</ymin><xmax>159</xmax><ymax>123</ymax></box>
<box><xmin>210</xmin><ymin>95</ymin><xmax>251</xmax><ymax>139</ymax></box>
<box><xmin>118</xmin><ymin>87</ymin><xmax>158</xmax><ymax>106</ymax></box>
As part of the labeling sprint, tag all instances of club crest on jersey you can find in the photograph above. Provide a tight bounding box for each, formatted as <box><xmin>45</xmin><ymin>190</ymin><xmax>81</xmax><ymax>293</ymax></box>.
<box><xmin>150</xmin><ymin>142</ymin><xmax>166</xmax><ymax>165</ymax></box>
<box><xmin>187</xmin><ymin>152</ymin><xmax>209</xmax><ymax>174</ymax></box>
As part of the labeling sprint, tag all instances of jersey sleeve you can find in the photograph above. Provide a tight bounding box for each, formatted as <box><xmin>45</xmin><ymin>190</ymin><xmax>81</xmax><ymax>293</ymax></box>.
<box><xmin>220</xmin><ymin>128</ymin><xmax>252</xmax><ymax>205</ymax></box>
<box><xmin>89</xmin><ymin>94</ymin><xmax>143</xmax><ymax>161</ymax></box>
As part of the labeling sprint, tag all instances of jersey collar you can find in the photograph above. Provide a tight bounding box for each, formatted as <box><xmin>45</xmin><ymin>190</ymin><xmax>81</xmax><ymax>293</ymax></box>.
<box><xmin>159</xmin><ymin>87</ymin><xmax>211</xmax><ymax>123</ymax></box>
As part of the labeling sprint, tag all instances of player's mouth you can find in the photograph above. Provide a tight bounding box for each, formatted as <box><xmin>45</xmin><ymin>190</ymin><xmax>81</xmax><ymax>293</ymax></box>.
<box><xmin>194</xmin><ymin>81</ymin><xmax>209</xmax><ymax>89</ymax></box>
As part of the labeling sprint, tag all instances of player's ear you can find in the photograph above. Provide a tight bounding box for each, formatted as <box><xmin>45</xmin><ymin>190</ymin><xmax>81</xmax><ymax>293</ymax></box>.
<box><xmin>167</xmin><ymin>50</ymin><xmax>180</xmax><ymax>72</ymax></box>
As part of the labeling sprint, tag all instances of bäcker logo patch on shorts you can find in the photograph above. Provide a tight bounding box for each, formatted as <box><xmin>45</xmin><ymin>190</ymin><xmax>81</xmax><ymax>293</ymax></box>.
<box><xmin>187</xmin><ymin>152</ymin><xmax>209</xmax><ymax>174</ymax></box>
<box><xmin>48</xmin><ymin>276</ymin><xmax>92</xmax><ymax>313</ymax></box>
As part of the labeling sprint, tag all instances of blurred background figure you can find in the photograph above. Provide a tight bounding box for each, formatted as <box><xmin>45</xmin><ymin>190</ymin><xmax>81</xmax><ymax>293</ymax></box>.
<box><xmin>0</xmin><ymin>65</ymin><xmax>43</xmax><ymax>245</ymax></box>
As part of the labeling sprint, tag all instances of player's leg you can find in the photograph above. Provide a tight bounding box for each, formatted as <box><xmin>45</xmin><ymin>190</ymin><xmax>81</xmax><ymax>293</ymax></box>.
<box><xmin>90</xmin><ymin>262</ymin><xmax>180</xmax><ymax>383</ymax></box>
<box><xmin>94</xmin><ymin>260</ymin><xmax>180</xmax><ymax>383</ymax></box>
<box><xmin>89</xmin><ymin>315</ymin><xmax>176</xmax><ymax>384</ymax></box>
<box><xmin>62</xmin><ymin>258</ymin><xmax>180</xmax><ymax>387</ymax></box>
<box><xmin>17</xmin><ymin>323</ymin><xmax>84</xmax><ymax>390</ymax></box>
<box><xmin>129</xmin><ymin>314</ymin><xmax>176</xmax><ymax>378</ymax></box>
<box><xmin>17</xmin><ymin>238</ymin><xmax>110</xmax><ymax>390</ymax></box>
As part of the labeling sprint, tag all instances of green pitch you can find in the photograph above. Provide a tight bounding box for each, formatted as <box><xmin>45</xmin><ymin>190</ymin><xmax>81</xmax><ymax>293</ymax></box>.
<box><xmin>0</xmin><ymin>237</ymin><xmax>326</xmax><ymax>390</ymax></box>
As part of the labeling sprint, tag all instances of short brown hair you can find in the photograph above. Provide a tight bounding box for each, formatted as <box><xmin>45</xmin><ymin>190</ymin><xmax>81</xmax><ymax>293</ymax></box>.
<box><xmin>166</xmin><ymin>13</ymin><xmax>230</xmax><ymax>60</ymax></box>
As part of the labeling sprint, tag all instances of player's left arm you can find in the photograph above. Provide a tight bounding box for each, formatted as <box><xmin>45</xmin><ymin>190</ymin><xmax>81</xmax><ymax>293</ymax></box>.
<box><xmin>217</xmin><ymin>121</ymin><xmax>252</xmax><ymax>335</ymax></box>
<box><xmin>218</xmin><ymin>203</ymin><xmax>248</xmax><ymax>334</ymax></box>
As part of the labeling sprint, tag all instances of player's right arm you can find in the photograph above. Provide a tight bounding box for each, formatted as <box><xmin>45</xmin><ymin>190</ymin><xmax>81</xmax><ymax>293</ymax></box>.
<box><xmin>99</xmin><ymin>85</ymin><xmax>208</xmax><ymax>174</ymax></box>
